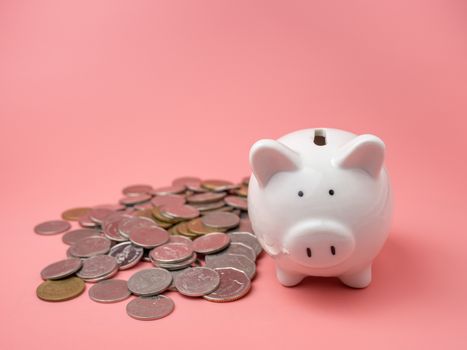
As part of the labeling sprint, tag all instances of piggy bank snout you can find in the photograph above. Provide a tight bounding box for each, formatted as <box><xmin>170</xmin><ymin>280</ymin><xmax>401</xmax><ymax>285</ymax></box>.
<box><xmin>284</xmin><ymin>221</ymin><xmax>355</xmax><ymax>269</ymax></box>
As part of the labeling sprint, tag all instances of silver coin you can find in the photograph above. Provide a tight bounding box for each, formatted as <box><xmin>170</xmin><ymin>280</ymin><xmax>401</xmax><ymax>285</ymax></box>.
<box><xmin>78</xmin><ymin>213</ymin><xmax>99</xmax><ymax>228</ymax></box>
<box><xmin>119</xmin><ymin>194</ymin><xmax>152</xmax><ymax>206</ymax></box>
<box><xmin>118</xmin><ymin>216</ymin><xmax>156</xmax><ymax>238</ymax></box>
<box><xmin>160</xmin><ymin>204</ymin><xmax>199</xmax><ymax>220</ymax></box>
<box><xmin>34</xmin><ymin>220</ymin><xmax>71</xmax><ymax>235</ymax></box>
<box><xmin>88</xmin><ymin>208</ymin><xmax>114</xmax><ymax>224</ymax></box>
<box><xmin>40</xmin><ymin>258</ymin><xmax>82</xmax><ymax>280</ymax></box>
<box><xmin>213</xmin><ymin>242</ymin><xmax>256</xmax><ymax>262</ymax></box>
<box><xmin>172</xmin><ymin>176</ymin><xmax>201</xmax><ymax>187</ymax></box>
<box><xmin>201</xmin><ymin>212</ymin><xmax>240</xmax><ymax>230</ymax></box>
<box><xmin>127</xmin><ymin>268</ymin><xmax>172</xmax><ymax>296</ymax></box>
<box><xmin>187</xmin><ymin>192</ymin><xmax>226</xmax><ymax>204</ymax></box>
<box><xmin>122</xmin><ymin>184</ymin><xmax>153</xmax><ymax>196</ymax></box>
<box><xmin>150</xmin><ymin>243</ymin><xmax>193</xmax><ymax>263</ymax></box>
<box><xmin>169</xmin><ymin>235</ymin><xmax>193</xmax><ymax>247</ymax></box>
<box><xmin>168</xmin><ymin>267</ymin><xmax>190</xmax><ymax>291</ymax></box>
<box><xmin>205</xmin><ymin>253</ymin><xmax>256</xmax><ymax>279</ymax></box>
<box><xmin>69</xmin><ymin>236</ymin><xmax>112</xmax><ymax>258</ymax></box>
<box><xmin>203</xmin><ymin>267</ymin><xmax>251</xmax><ymax>302</ymax></box>
<box><xmin>150</xmin><ymin>185</ymin><xmax>186</xmax><ymax>196</ymax></box>
<box><xmin>153</xmin><ymin>252</ymin><xmax>197</xmax><ymax>270</ymax></box>
<box><xmin>103</xmin><ymin>220</ymin><xmax>128</xmax><ymax>242</ymax></box>
<box><xmin>224</xmin><ymin>195</ymin><xmax>248</xmax><ymax>210</ymax></box>
<box><xmin>88</xmin><ymin>279</ymin><xmax>131</xmax><ymax>303</ymax></box>
<box><xmin>129</xmin><ymin>226</ymin><xmax>170</xmax><ymax>249</ymax></box>
<box><xmin>108</xmin><ymin>241</ymin><xmax>143</xmax><ymax>270</ymax></box>
<box><xmin>192</xmin><ymin>232</ymin><xmax>230</xmax><ymax>254</ymax></box>
<box><xmin>126</xmin><ymin>295</ymin><xmax>175</xmax><ymax>321</ymax></box>
<box><xmin>62</xmin><ymin>228</ymin><xmax>101</xmax><ymax>245</ymax></box>
<box><xmin>76</xmin><ymin>255</ymin><xmax>119</xmax><ymax>282</ymax></box>
<box><xmin>151</xmin><ymin>194</ymin><xmax>186</xmax><ymax>208</ymax></box>
<box><xmin>228</xmin><ymin>232</ymin><xmax>262</xmax><ymax>256</ymax></box>
<box><xmin>174</xmin><ymin>267</ymin><xmax>220</xmax><ymax>297</ymax></box>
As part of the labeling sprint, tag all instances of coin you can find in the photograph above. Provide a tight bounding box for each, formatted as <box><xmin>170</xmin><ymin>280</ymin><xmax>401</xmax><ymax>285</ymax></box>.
<box><xmin>236</xmin><ymin>218</ymin><xmax>254</xmax><ymax>234</ymax></box>
<box><xmin>61</xmin><ymin>207</ymin><xmax>91</xmax><ymax>221</ymax></box>
<box><xmin>129</xmin><ymin>226</ymin><xmax>169</xmax><ymax>249</ymax></box>
<box><xmin>192</xmin><ymin>232</ymin><xmax>230</xmax><ymax>254</ymax></box>
<box><xmin>151</xmin><ymin>194</ymin><xmax>186</xmax><ymax>208</ymax></box>
<box><xmin>78</xmin><ymin>214</ymin><xmax>98</xmax><ymax>228</ymax></box>
<box><xmin>122</xmin><ymin>184</ymin><xmax>153</xmax><ymax>196</ymax></box>
<box><xmin>205</xmin><ymin>253</ymin><xmax>256</xmax><ymax>279</ymax></box>
<box><xmin>103</xmin><ymin>220</ymin><xmax>128</xmax><ymax>242</ymax></box>
<box><xmin>62</xmin><ymin>228</ymin><xmax>101</xmax><ymax>245</ymax></box>
<box><xmin>118</xmin><ymin>216</ymin><xmax>156</xmax><ymax>238</ymax></box>
<box><xmin>88</xmin><ymin>279</ymin><xmax>131</xmax><ymax>303</ymax></box>
<box><xmin>127</xmin><ymin>268</ymin><xmax>172</xmax><ymax>296</ymax></box>
<box><xmin>34</xmin><ymin>220</ymin><xmax>71</xmax><ymax>235</ymax></box>
<box><xmin>40</xmin><ymin>258</ymin><xmax>83</xmax><ymax>280</ymax></box>
<box><xmin>153</xmin><ymin>252</ymin><xmax>197</xmax><ymax>270</ymax></box>
<box><xmin>174</xmin><ymin>267</ymin><xmax>220</xmax><ymax>297</ymax></box>
<box><xmin>36</xmin><ymin>277</ymin><xmax>85</xmax><ymax>302</ymax></box>
<box><xmin>169</xmin><ymin>267</ymin><xmax>190</xmax><ymax>291</ymax></box>
<box><xmin>224</xmin><ymin>196</ymin><xmax>248</xmax><ymax>210</ymax></box>
<box><xmin>76</xmin><ymin>255</ymin><xmax>118</xmax><ymax>282</ymax></box>
<box><xmin>150</xmin><ymin>185</ymin><xmax>186</xmax><ymax>196</ymax></box>
<box><xmin>201</xmin><ymin>179</ymin><xmax>235</xmax><ymax>192</ymax></box>
<box><xmin>69</xmin><ymin>236</ymin><xmax>112</xmax><ymax>258</ymax></box>
<box><xmin>190</xmin><ymin>200</ymin><xmax>225</xmax><ymax>212</ymax></box>
<box><xmin>186</xmin><ymin>192</ymin><xmax>226</xmax><ymax>204</ymax></box>
<box><xmin>228</xmin><ymin>232</ymin><xmax>262</xmax><ymax>256</ymax></box>
<box><xmin>201</xmin><ymin>212</ymin><xmax>240</xmax><ymax>230</ymax></box>
<box><xmin>160</xmin><ymin>204</ymin><xmax>199</xmax><ymax>220</ymax></box>
<box><xmin>213</xmin><ymin>242</ymin><xmax>256</xmax><ymax>262</ymax></box>
<box><xmin>186</xmin><ymin>218</ymin><xmax>220</xmax><ymax>235</ymax></box>
<box><xmin>203</xmin><ymin>267</ymin><xmax>251</xmax><ymax>302</ymax></box>
<box><xmin>172</xmin><ymin>176</ymin><xmax>201</xmax><ymax>187</ymax></box>
<box><xmin>108</xmin><ymin>241</ymin><xmax>144</xmax><ymax>270</ymax></box>
<box><xmin>88</xmin><ymin>208</ymin><xmax>114</xmax><ymax>224</ymax></box>
<box><xmin>119</xmin><ymin>194</ymin><xmax>152</xmax><ymax>206</ymax></box>
<box><xmin>169</xmin><ymin>235</ymin><xmax>193</xmax><ymax>247</ymax></box>
<box><xmin>126</xmin><ymin>295</ymin><xmax>175</xmax><ymax>321</ymax></box>
<box><xmin>150</xmin><ymin>243</ymin><xmax>193</xmax><ymax>263</ymax></box>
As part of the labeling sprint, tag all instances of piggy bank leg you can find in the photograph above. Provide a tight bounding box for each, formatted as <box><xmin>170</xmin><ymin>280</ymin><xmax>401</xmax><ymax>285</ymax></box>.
<box><xmin>339</xmin><ymin>265</ymin><xmax>372</xmax><ymax>288</ymax></box>
<box><xmin>276</xmin><ymin>265</ymin><xmax>305</xmax><ymax>287</ymax></box>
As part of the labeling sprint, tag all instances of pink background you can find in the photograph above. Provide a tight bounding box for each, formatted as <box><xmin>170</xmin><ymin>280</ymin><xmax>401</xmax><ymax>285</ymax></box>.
<box><xmin>1</xmin><ymin>0</ymin><xmax>466</xmax><ymax>348</ymax></box>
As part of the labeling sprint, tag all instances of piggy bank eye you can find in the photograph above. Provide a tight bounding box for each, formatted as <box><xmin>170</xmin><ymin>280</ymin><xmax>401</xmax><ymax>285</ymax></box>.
<box><xmin>298</xmin><ymin>190</ymin><xmax>304</xmax><ymax>197</ymax></box>
<box><xmin>329</xmin><ymin>189</ymin><xmax>335</xmax><ymax>196</ymax></box>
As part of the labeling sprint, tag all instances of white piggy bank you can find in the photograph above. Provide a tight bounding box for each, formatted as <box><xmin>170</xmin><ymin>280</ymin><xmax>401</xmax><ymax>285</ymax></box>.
<box><xmin>248</xmin><ymin>128</ymin><xmax>392</xmax><ymax>288</ymax></box>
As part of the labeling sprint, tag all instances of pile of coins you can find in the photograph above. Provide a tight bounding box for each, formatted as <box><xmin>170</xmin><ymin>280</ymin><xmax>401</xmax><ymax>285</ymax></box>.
<box><xmin>34</xmin><ymin>177</ymin><xmax>262</xmax><ymax>321</ymax></box>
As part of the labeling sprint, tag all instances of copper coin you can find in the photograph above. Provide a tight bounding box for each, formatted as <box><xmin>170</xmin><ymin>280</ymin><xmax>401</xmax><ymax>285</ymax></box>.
<box><xmin>61</xmin><ymin>207</ymin><xmax>91</xmax><ymax>221</ymax></box>
<box><xmin>69</xmin><ymin>236</ymin><xmax>112</xmax><ymax>258</ymax></box>
<box><xmin>76</xmin><ymin>255</ymin><xmax>119</xmax><ymax>282</ymax></box>
<box><xmin>108</xmin><ymin>241</ymin><xmax>144</xmax><ymax>270</ymax></box>
<box><xmin>186</xmin><ymin>218</ymin><xmax>219</xmax><ymax>235</ymax></box>
<box><xmin>203</xmin><ymin>267</ymin><xmax>251</xmax><ymax>302</ymax></box>
<box><xmin>174</xmin><ymin>267</ymin><xmax>220</xmax><ymax>297</ymax></box>
<box><xmin>205</xmin><ymin>253</ymin><xmax>256</xmax><ymax>279</ymax></box>
<box><xmin>150</xmin><ymin>243</ymin><xmax>193</xmax><ymax>263</ymax></box>
<box><xmin>192</xmin><ymin>232</ymin><xmax>230</xmax><ymax>254</ymax></box>
<box><xmin>122</xmin><ymin>184</ymin><xmax>153</xmax><ymax>196</ymax></box>
<box><xmin>127</xmin><ymin>268</ymin><xmax>172</xmax><ymax>296</ymax></box>
<box><xmin>160</xmin><ymin>204</ymin><xmax>199</xmax><ymax>220</ymax></box>
<box><xmin>201</xmin><ymin>179</ymin><xmax>235</xmax><ymax>192</ymax></box>
<box><xmin>119</xmin><ymin>194</ymin><xmax>152</xmax><ymax>206</ymax></box>
<box><xmin>224</xmin><ymin>195</ymin><xmax>248</xmax><ymax>210</ymax></box>
<box><xmin>151</xmin><ymin>194</ymin><xmax>186</xmax><ymax>208</ymax></box>
<box><xmin>187</xmin><ymin>192</ymin><xmax>226</xmax><ymax>204</ymax></box>
<box><xmin>126</xmin><ymin>295</ymin><xmax>175</xmax><ymax>321</ymax></box>
<box><xmin>34</xmin><ymin>220</ymin><xmax>71</xmax><ymax>235</ymax></box>
<box><xmin>150</xmin><ymin>185</ymin><xmax>186</xmax><ymax>196</ymax></box>
<box><xmin>129</xmin><ymin>226</ymin><xmax>170</xmax><ymax>249</ymax></box>
<box><xmin>62</xmin><ymin>228</ymin><xmax>101</xmax><ymax>245</ymax></box>
<box><xmin>201</xmin><ymin>212</ymin><xmax>240</xmax><ymax>230</ymax></box>
<box><xmin>88</xmin><ymin>279</ymin><xmax>131</xmax><ymax>303</ymax></box>
<box><xmin>36</xmin><ymin>277</ymin><xmax>85</xmax><ymax>302</ymax></box>
<box><xmin>40</xmin><ymin>258</ymin><xmax>83</xmax><ymax>280</ymax></box>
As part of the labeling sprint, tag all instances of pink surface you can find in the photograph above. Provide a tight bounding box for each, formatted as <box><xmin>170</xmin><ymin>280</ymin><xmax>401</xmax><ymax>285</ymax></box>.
<box><xmin>1</xmin><ymin>0</ymin><xmax>466</xmax><ymax>348</ymax></box>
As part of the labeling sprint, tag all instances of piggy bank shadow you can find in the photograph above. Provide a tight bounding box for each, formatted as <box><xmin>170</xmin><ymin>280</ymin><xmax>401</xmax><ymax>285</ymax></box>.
<box><xmin>282</xmin><ymin>230</ymin><xmax>424</xmax><ymax>315</ymax></box>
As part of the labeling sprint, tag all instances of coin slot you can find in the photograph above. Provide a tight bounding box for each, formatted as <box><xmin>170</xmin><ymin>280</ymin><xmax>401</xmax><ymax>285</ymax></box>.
<box><xmin>330</xmin><ymin>246</ymin><xmax>336</xmax><ymax>255</ymax></box>
<box><xmin>313</xmin><ymin>129</ymin><xmax>326</xmax><ymax>146</ymax></box>
<box><xmin>306</xmin><ymin>247</ymin><xmax>312</xmax><ymax>257</ymax></box>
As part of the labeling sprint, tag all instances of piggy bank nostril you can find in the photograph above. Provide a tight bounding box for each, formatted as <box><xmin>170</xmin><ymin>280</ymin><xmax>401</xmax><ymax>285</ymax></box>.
<box><xmin>306</xmin><ymin>247</ymin><xmax>312</xmax><ymax>257</ymax></box>
<box><xmin>330</xmin><ymin>246</ymin><xmax>336</xmax><ymax>255</ymax></box>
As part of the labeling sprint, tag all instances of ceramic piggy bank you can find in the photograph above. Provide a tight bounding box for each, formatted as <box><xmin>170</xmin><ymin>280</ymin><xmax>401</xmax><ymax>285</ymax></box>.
<box><xmin>248</xmin><ymin>128</ymin><xmax>392</xmax><ymax>288</ymax></box>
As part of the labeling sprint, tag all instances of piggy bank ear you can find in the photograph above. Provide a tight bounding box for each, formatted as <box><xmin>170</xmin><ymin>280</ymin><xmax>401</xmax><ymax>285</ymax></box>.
<box><xmin>249</xmin><ymin>139</ymin><xmax>301</xmax><ymax>187</ymax></box>
<box><xmin>332</xmin><ymin>134</ymin><xmax>385</xmax><ymax>178</ymax></box>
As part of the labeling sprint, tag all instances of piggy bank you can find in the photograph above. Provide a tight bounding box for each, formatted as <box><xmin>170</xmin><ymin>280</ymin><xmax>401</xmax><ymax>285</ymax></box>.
<box><xmin>248</xmin><ymin>128</ymin><xmax>392</xmax><ymax>288</ymax></box>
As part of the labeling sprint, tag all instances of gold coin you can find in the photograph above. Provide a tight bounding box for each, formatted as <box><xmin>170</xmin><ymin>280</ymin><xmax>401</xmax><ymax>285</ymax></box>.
<box><xmin>61</xmin><ymin>207</ymin><xmax>91</xmax><ymax>221</ymax></box>
<box><xmin>36</xmin><ymin>277</ymin><xmax>85</xmax><ymax>302</ymax></box>
<box><xmin>151</xmin><ymin>207</ymin><xmax>180</xmax><ymax>224</ymax></box>
<box><xmin>232</xmin><ymin>185</ymin><xmax>248</xmax><ymax>197</ymax></box>
<box><xmin>201</xmin><ymin>179</ymin><xmax>236</xmax><ymax>192</ymax></box>
<box><xmin>187</xmin><ymin>218</ymin><xmax>220</xmax><ymax>235</ymax></box>
<box><xmin>133</xmin><ymin>208</ymin><xmax>155</xmax><ymax>221</ymax></box>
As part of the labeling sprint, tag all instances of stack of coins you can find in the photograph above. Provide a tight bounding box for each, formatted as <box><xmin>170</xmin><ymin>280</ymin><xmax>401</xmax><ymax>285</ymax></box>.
<box><xmin>34</xmin><ymin>176</ymin><xmax>262</xmax><ymax>321</ymax></box>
